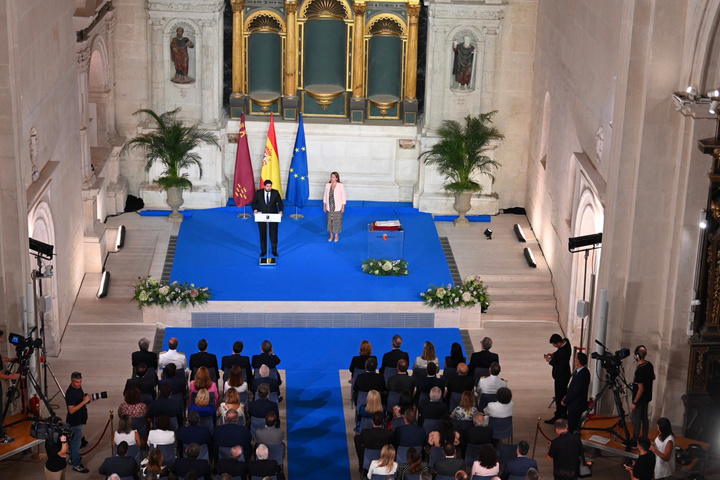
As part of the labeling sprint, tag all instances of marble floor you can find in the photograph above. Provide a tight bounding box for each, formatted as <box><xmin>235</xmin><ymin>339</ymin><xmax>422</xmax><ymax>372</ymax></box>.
<box><xmin>0</xmin><ymin>212</ymin><xmax>633</xmax><ymax>479</ymax></box>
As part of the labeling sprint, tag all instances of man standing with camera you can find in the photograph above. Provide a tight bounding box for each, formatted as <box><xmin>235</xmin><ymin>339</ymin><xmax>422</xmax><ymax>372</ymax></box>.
<box><xmin>544</xmin><ymin>334</ymin><xmax>571</xmax><ymax>425</ymax></box>
<box><xmin>66</xmin><ymin>372</ymin><xmax>93</xmax><ymax>473</ymax></box>
<box><xmin>0</xmin><ymin>330</ymin><xmax>20</xmax><ymax>444</ymax></box>
<box><xmin>630</xmin><ymin>345</ymin><xmax>655</xmax><ymax>447</ymax></box>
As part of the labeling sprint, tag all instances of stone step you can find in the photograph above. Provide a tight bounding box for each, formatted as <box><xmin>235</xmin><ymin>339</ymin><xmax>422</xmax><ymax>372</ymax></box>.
<box><xmin>482</xmin><ymin>313</ymin><xmax>559</xmax><ymax>323</ymax></box>
<box><xmin>489</xmin><ymin>299</ymin><xmax>557</xmax><ymax>309</ymax></box>
<box><xmin>481</xmin><ymin>274</ymin><xmax>552</xmax><ymax>283</ymax></box>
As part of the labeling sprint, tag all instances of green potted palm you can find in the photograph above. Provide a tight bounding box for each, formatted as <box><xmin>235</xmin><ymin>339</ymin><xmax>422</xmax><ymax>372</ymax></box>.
<box><xmin>421</xmin><ymin>111</ymin><xmax>504</xmax><ymax>226</ymax></box>
<box><xmin>121</xmin><ymin>108</ymin><xmax>220</xmax><ymax>222</ymax></box>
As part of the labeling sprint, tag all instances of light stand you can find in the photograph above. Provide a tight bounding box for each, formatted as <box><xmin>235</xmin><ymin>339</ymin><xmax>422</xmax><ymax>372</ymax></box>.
<box><xmin>568</xmin><ymin>233</ymin><xmax>603</xmax><ymax>352</ymax></box>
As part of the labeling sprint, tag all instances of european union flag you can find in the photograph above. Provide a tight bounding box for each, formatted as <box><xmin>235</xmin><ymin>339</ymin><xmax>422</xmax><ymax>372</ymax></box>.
<box><xmin>286</xmin><ymin>114</ymin><xmax>309</xmax><ymax>207</ymax></box>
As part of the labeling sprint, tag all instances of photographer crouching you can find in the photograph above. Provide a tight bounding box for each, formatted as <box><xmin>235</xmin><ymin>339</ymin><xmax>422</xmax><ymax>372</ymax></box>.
<box><xmin>66</xmin><ymin>372</ymin><xmax>97</xmax><ymax>474</ymax></box>
<box><xmin>0</xmin><ymin>330</ymin><xmax>20</xmax><ymax>444</ymax></box>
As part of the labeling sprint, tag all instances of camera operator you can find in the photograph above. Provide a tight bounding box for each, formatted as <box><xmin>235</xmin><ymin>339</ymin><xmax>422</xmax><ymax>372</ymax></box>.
<box><xmin>630</xmin><ymin>345</ymin><xmax>655</xmax><ymax>448</ymax></box>
<box><xmin>0</xmin><ymin>330</ymin><xmax>20</xmax><ymax>444</ymax></box>
<box><xmin>544</xmin><ymin>334</ymin><xmax>571</xmax><ymax>425</ymax></box>
<box><xmin>66</xmin><ymin>372</ymin><xmax>95</xmax><ymax>474</ymax></box>
<box><xmin>623</xmin><ymin>436</ymin><xmax>655</xmax><ymax>480</ymax></box>
<box><xmin>44</xmin><ymin>430</ymin><xmax>69</xmax><ymax>480</ymax></box>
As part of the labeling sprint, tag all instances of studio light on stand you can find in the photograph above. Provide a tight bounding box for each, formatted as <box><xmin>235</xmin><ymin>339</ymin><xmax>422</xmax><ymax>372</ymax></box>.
<box><xmin>96</xmin><ymin>270</ymin><xmax>110</xmax><ymax>298</ymax></box>
<box><xmin>484</xmin><ymin>228</ymin><xmax>493</xmax><ymax>240</ymax></box>
<box><xmin>523</xmin><ymin>247</ymin><xmax>537</xmax><ymax>268</ymax></box>
<box><xmin>116</xmin><ymin>225</ymin><xmax>126</xmax><ymax>250</ymax></box>
<box><xmin>513</xmin><ymin>224</ymin><xmax>527</xmax><ymax>242</ymax></box>
<box><xmin>568</xmin><ymin>232</ymin><xmax>603</xmax><ymax>352</ymax></box>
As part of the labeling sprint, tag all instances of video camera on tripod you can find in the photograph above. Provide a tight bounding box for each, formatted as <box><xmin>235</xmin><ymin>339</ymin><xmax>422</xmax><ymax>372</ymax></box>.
<box><xmin>8</xmin><ymin>327</ymin><xmax>42</xmax><ymax>367</ymax></box>
<box><xmin>30</xmin><ymin>415</ymin><xmax>72</xmax><ymax>443</ymax></box>
<box><xmin>591</xmin><ymin>339</ymin><xmax>630</xmax><ymax>377</ymax></box>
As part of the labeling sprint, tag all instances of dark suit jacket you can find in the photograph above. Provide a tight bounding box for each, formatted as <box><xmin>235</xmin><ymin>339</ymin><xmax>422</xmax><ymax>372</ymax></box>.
<box><xmin>248</xmin><ymin>398</ymin><xmax>280</xmax><ymax>420</ymax></box>
<box><xmin>251</xmin><ymin>188</ymin><xmax>284</xmax><ymax>214</ymax></box>
<box><xmin>248</xmin><ymin>459</ymin><xmax>283</xmax><ymax>480</ymax></box>
<box><xmin>462</xmin><ymin>425</ymin><xmax>494</xmax><ymax>450</ymax></box>
<box><xmin>221</xmin><ymin>354</ymin><xmax>252</xmax><ymax>384</ymax></box>
<box><xmin>350</xmin><ymin>354</ymin><xmax>377</xmax><ymax>374</ymax></box>
<box><xmin>132</xmin><ymin>350</ymin><xmax>158</xmax><ymax>370</ymax></box>
<box><xmin>502</xmin><ymin>456</ymin><xmax>538</xmax><ymax>479</ymax></box>
<box><xmin>564</xmin><ymin>367</ymin><xmax>590</xmax><ymax>412</ymax></box>
<box><xmin>213</xmin><ymin>423</ymin><xmax>253</xmax><ymax>460</ymax></box>
<box><xmin>358</xmin><ymin>426</ymin><xmax>394</xmax><ymax>450</ymax></box>
<box><xmin>173</xmin><ymin>457</ymin><xmax>212</xmax><ymax>480</ymax></box>
<box><xmin>98</xmin><ymin>455</ymin><xmax>138</xmax><ymax>478</ymax></box>
<box><xmin>353</xmin><ymin>372</ymin><xmax>386</xmax><ymax>403</ymax></box>
<box><xmin>446</xmin><ymin>375</ymin><xmax>475</xmax><ymax>395</ymax></box>
<box><xmin>158</xmin><ymin>376</ymin><xmax>186</xmax><ymax>397</ymax></box>
<box><xmin>550</xmin><ymin>341</ymin><xmax>572</xmax><ymax>382</ymax></box>
<box><xmin>468</xmin><ymin>350</ymin><xmax>499</xmax><ymax>375</ymax></box>
<box><xmin>434</xmin><ymin>456</ymin><xmax>466</xmax><ymax>476</ymax></box>
<box><xmin>393</xmin><ymin>423</ymin><xmax>426</xmax><ymax>447</ymax></box>
<box><xmin>251</xmin><ymin>376</ymin><xmax>281</xmax><ymax>393</ymax></box>
<box><xmin>217</xmin><ymin>457</ymin><xmax>248</xmax><ymax>478</ymax></box>
<box><xmin>252</xmin><ymin>352</ymin><xmax>281</xmax><ymax>370</ymax></box>
<box><xmin>419</xmin><ymin>401</ymin><xmax>448</xmax><ymax>423</ymax></box>
<box><xmin>189</xmin><ymin>351</ymin><xmax>219</xmax><ymax>378</ymax></box>
<box><xmin>149</xmin><ymin>396</ymin><xmax>184</xmax><ymax>425</ymax></box>
<box><xmin>177</xmin><ymin>424</ymin><xmax>212</xmax><ymax>447</ymax></box>
<box><xmin>387</xmin><ymin>373</ymin><xmax>416</xmax><ymax>394</ymax></box>
<box><xmin>124</xmin><ymin>376</ymin><xmax>157</xmax><ymax>399</ymax></box>
<box><xmin>380</xmin><ymin>348</ymin><xmax>410</xmax><ymax>375</ymax></box>
<box><xmin>417</xmin><ymin>376</ymin><xmax>446</xmax><ymax>396</ymax></box>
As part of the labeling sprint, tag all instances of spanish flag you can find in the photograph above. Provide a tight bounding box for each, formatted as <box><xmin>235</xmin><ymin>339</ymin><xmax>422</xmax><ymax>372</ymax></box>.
<box><xmin>260</xmin><ymin>113</ymin><xmax>283</xmax><ymax>197</ymax></box>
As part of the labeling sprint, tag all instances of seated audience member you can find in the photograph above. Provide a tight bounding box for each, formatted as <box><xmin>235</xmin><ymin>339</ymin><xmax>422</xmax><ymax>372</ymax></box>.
<box><xmin>223</xmin><ymin>365</ymin><xmax>248</xmax><ymax>398</ymax></box>
<box><xmin>393</xmin><ymin>407</ymin><xmax>426</xmax><ymax>448</ymax></box>
<box><xmin>141</xmin><ymin>447</ymin><xmax>170</xmax><ymax>479</ymax></box>
<box><xmin>380</xmin><ymin>334</ymin><xmax>409</xmax><ymax>376</ymax></box>
<box><xmin>416</xmin><ymin>362</ymin><xmax>445</xmax><ymax>402</ymax></box>
<box><xmin>462</xmin><ymin>412</ymin><xmax>494</xmax><ymax>455</ymax></box>
<box><xmin>387</xmin><ymin>359</ymin><xmax>417</xmax><ymax>395</ymax></box>
<box><xmin>468</xmin><ymin>337</ymin><xmax>499</xmax><ymax>376</ymax></box>
<box><xmin>217</xmin><ymin>445</ymin><xmax>248</xmax><ymax>479</ymax></box>
<box><xmin>456</xmin><ymin>471</ymin><xmax>470</xmax><ymax>480</ymax></box>
<box><xmin>221</xmin><ymin>340</ymin><xmax>252</xmax><ymax>384</ymax></box>
<box><xmin>133</xmin><ymin>337</ymin><xmax>159</xmax><ymax>371</ymax></box>
<box><xmin>445</xmin><ymin>342</ymin><xmax>467</xmax><ymax>369</ymax></box>
<box><xmin>190</xmin><ymin>366</ymin><xmax>219</xmax><ymax>406</ymax></box>
<box><xmin>149</xmin><ymin>382</ymin><xmax>183</xmax><ymax>427</ymax></box>
<box><xmin>118</xmin><ymin>386</ymin><xmax>149</xmax><ymax>419</ymax></box>
<box><xmin>357</xmin><ymin>389</ymin><xmax>384</xmax><ymax>430</ymax></box>
<box><xmin>396</xmin><ymin>446</ymin><xmax>430</xmax><ymax>480</ymax></box>
<box><xmin>476</xmin><ymin>362</ymin><xmax>507</xmax><ymax>396</ymax></box>
<box><xmin>157</xmin><ymin>362</ymin><xmax>186</xmax><ymax>397</ymax></box>
<box><xmin>251</xmin><ymin>364</ymin><xmax>282</xmax><ymax>396</ymax></box>
<box><xmin>114</xmin><ymin>414</ymin><xmax>141</xmax><ymax>447</ymax></box>
<box><xmin>428</xmin><ymin>415</ymin><xmax>460</xmax><ymax>447</ymax></box>
<box><xmin>451</xmin><ymin>391</ymin><xmax>477</xmax><ymax>421</ymax></box>
<box><xmin>189</xmin><ymin>338</ymin><xmax>219</xmax><ymax>380</ymax></box>
<box><xmin>99</xmin><ymin>441</ymin><xmax>138</xmax><ymax>479</ymax></box>
<box><xmin>501</xmin><ymin>440</ymin><xmax>538</xmax><ymax>480</ymax></box>
<box><xmin>125</xmin><ymin>363</ymin><xmax>157</xmax><ymax>399</ymax></box>
<box><xmin>353</xmin><ymin>357</ymin><xmax>386</xmax><ymax>404</ymax></box>
<box><xmin>484</xmin><ymin>386</ymin><xmax>513</xmax><ymax>418</ymax></box>
<box><xmin>248</xmin><ymin>383</ymin><xmax>280</xmax><ymax>422</ymax></box>
<box><xmin>392</xmin><ymin>390</ymin><xmax>416</xmax><ymax>419</ymax></box>
<box><xmin>349</xmin><ymin>340</ymin><xmax>376</xmax><ymax>375</ymax></box>
<box><xmin>354</xmin><ymin>411</ymin><xmax>393</xmax><ymax>467</ymax></box>
<box><xmin>188</xmin><ymin>388</ymin><xmax>216</xmax><ymax>425</ymax></box>
<box><xmin>158</xmin><ymin>337</ymin><xmax>187</xmax><ymax>371</ymax></box>
<box><xmin>248</xmin><ymin>443</ymin><xmax>285</xmax><ymax>480</ymax></box>
<box><xmin>218</xmin><ymin>387</ymin><xmax>246</xmax><ymax>425</ymax></box>
<box><xmin>446</xmin><ymin>363</ymin><xmax>475</xmax><ymax>399</ymax></box>
<box><xmin>526</xmin><ymin>467</ymin><xmax>539</xmax><ymax>480</ymax></box>
<box><xmin>255</xmin><ymin>411</ymin><xmax>284</xmax><ymax>445</ymax></box>
<box><xmin>367</xmin><ymin>444</ymin><xmax>398</xmax><ymax>479</ymax></box>
<box><xmin>147</xmin><ymin>415</ymin><xmax>175</xmax><ymax>448</ymax></box>
<box><xmin>471</xmin><ymin>444</ymin><xmax>500</xmax><ymax>477</ymax></box>
<box><xmin>433</xmin><ymin>443</ymin><xmax>466</xmax><ymax>477</ymax></box>
<box><xmin>414</xmin><ymin>341</ymin><xmax>440</xmax><ymax>370</ymax></box>
<box><xmin>252</xmin><ymin>340</ymin><xmax>281</xmax><ymax>372</ymax></box>
<box><xmin>213</xmin><ymin>408</ymin><xmax>252</xmax><ymax>461</ymax></box>
<box><xmin>419</xmin><ymin>386</ymin><xmax>448</xmax><ymax>425</ymax></box>
<box><xmin>177</xmin><ymin>411</ymin><xmax>211</xmax><ymax>448</ymax></box>
<box><xmin>174</xmin><ymin>443</ymin><xmax>212</xmax><ymax>480</ymax></box>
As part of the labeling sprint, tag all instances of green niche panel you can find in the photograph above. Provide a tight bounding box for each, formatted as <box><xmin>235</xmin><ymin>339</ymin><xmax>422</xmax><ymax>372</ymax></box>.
<box><xmin>302</xmin><ymin>91</ymin><xmax>347</xmax><ymax>116</ymax></box>
<box><xmin>304</xmin><ymin>18</ymin><xmax>346</xmax><ymax>87</ymax></box>
<box><xmin>249</xmin><ymin>32</ymin><xmax>282</xmax><ymax>94</ymax></box>
<box><xmin>368</xmin><ymin>35</ymin><xmax>401</xmax><ymax>98</ymax></box>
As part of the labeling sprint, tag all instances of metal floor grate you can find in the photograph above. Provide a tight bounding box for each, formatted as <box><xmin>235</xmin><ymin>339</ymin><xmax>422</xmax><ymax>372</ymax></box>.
<box><xmin>191</xmin><ymin>312</ymin><xmax>435</xmax><ymax>328</ymax></box>
<box><xmin>161</xmin><ymin>235</ymin><xmax>178</xmax><ymax>284</ymax></box>
<box><xmin>440</xmin><ymin>236</ymin><xmax>462</xmax><ymax>286</ymax></box>
<box><xmin>461</xmin><ymin>329</ymin><xmax>474</xmax><ymax>355</ymax></box>
<box><xmin>152</xmin><ymin>325</ymin><xmax>166</xmax><ymax>353</ymax></box>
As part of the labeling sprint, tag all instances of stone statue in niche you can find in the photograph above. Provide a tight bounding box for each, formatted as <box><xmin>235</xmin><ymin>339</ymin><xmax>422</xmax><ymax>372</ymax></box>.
<box><xmin>170</xmin><ymin>27</ymin><xmax>195</xmax><ymax>84</ymax></box>
<box><xmin>452</xmin><ymin>35</ymin><xmax>475</xmax><ymax>89</ymax></box>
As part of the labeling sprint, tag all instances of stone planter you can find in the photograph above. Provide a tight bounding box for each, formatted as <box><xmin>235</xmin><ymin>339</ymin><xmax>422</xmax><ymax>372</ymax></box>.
<box><xmin>453</xmin><ymin>191</ymin><xmax>473</xmax><ymax>227</ymax></box>
<box><xmin>165</xmin><ymin>186</ymin><xmax>185</xmax><ymax>222</ymax></box>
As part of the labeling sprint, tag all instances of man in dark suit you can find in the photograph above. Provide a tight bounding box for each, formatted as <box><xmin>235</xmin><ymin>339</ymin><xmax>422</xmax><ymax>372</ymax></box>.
<box><xmin>501</xmin><ymin>440</ymin><xmax>538</xmax><ymax>480</ymax></box>
<box><xmin>461</xmin><ymin>412</ymin><xmax>493</xmax><ymax>457</ymax></box>
<box><xmin>416</xmin><ymin>362</ymin><xmax>445</xmax><ymax>403</ymax></box>
<box><xmin>124</xmin><ymin>363</ymin><xmax>157</xmax><ymax>399</ymax></box>
<box><xmin>157</xmin><ymin>362</ymin><xmax>186</xmax><ymax>398</ymax></box>
<box><xmin>353</xmin><ymin>357</ymin><xmax>386</xmax><ymax>404</ymax></box>
<box><xmin>174</xmin><ymin>443</ymin><xmax>212</xmax><ymax>480</ymax></box>
<box><xmin>216</xmin><ymin>445</ymin><xmax>248</xmax><ymax>480</ymax></box>
<box><xmin>387</xmin><ymin>359</ymin><xmax>416</xmax><ymax>395</ymax></box>
<box><xmin>248</xmin><ymin>443</ymin><xmax>285</xmax><ymax>480</ymax></box>
<box><xmin>251</xmin><ymin>179</ymin><xmax>284</xmax><ymax>257</ymax></box>
<box><xmin>221</xmin><ymin>340</ymin><xmax>252</xmax><ymax>385</ymax></box>
<box><xmin>562</xmin><ymin>352</ymin><xmax>590</xmax><ymax>433</ymax></box>
<box><xmin>149</xmin><ymin>382</ymin><xmax>183</xmax><ymax>426</ymax></box>
<box><xmin>433</xmin><ymin>443</ymin><xmax>466</xmax><ymax>477</ymax></box>
<box><xmin>213</xmin><ymin>409</ymin><xmax>252</xmax><ymax>461</ymax></box>
<box><xmin>131</xmin><ymin>337</ymin><xmax>158</xmax><ymax>371</ymax></box>
<box><xmin>248</xmin><ymin>383</ymin><xmax>280</xmax><ymax>423</ymax></box>
<box><xmin>252</xmin><ymin>364</ymin><xmax>282</xmax><ymax>394</ymax></box>
<box><xmin>98</xmin><ymin>441</ymin><xmax>138</xmax><ymax>479</ymax></box>
<box><xmin>177</xmin><ymin>411</ymin><xmax>212</xmax><ymax>449</ymax></box>
<box><xmin>380</xmin><ymin>334</ymin><xmax>409</xmax><ymax>376</ymax></box>
<box><xmin>252</xmin><ymin>339</ymin><xmax>282</xmax><ymax>371</ymax></box>
<box><xmin>545</xmin><ymin>334</ymin><xmax>571</xmax><ymax>424</ymax></box>
<box><xmin>189</xmin><ymin>338</ymin><xmax>219</xmax><ymax>381</ymax></box>
<box><xmin>354</xmin><ymin>411</ymin><xmax>394</xmax><ymax>467</ymax></box>
<box><xmin>418</xmin><ymin>387</ymin><xmax>448</xmax><ymax>425</ymax></box>
<box><xmin>468</xmin><ymin>337</ymin><xmax>499</xmax><ymax>376</ymax></box>
<box><xmin>445</xmin><ymin>363</ymin><xmax>475</xmax><ymax>399</ymax></box>
<box><xmin>393</xmin><ymin>407</ymin><xmax>426</xmax><ymax>448</ymax></box>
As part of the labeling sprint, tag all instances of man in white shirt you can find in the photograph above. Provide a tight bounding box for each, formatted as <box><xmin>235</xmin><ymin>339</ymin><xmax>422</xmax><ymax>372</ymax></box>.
<box><xmin>476</xmin><ymin>362</ymin><xmax>507</xmax><ymax>396</ymax></box>
<box><xmin>159</xmin><ymin>337</ymin><xmax>187</xmax><ymax>371</ymax></box>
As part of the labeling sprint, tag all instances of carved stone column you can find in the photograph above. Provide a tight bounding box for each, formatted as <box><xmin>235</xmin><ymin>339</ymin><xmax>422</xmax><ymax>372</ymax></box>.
<box><xmin>403</xmin><ymin>2</ymin><xmax>421</xmax><ymax>125</ymax></box>
<box><xmin>149</xmin><ymin>18</ymin><xmax>165</xmax><ymax>115</ymax></box>
<box><xmin>77</xmin><ymin>45</ymin><xmax>95</xmax><ymax>187</ymax></box>
<box><xmin>349</xmin><ymin>2</ymin><xmax>367</xmax><ymax>123</ymax></box>
<box><xmin>481</xmin><ymin>26</ymin><xmax>499</xmax><ymax>114</ymax></box>
<box><xmin>200</xmin><ymin>19</ymin><xmax>216</xmax><ymax>126</ymax></box>
<box><xmin>229</xmin><ymin>0</ymin><xmax>247</xmax><ymax>118</ymax></box>
<box><xmin>283</xmin><ymin>1</ymin><xmax>299</xmax><ymax>120</ymax></box>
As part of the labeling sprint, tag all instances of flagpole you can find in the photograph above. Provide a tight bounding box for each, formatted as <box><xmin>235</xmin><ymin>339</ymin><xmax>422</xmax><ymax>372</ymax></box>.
<box><xmin>237</xmin><ymin>204</ymin><xmax>251</xmax><ymax>219</ymax></box>
<box><xmin>290</xmin><ymin>206</ymin><xmax>303</xmax><ymax>219</ymax></box>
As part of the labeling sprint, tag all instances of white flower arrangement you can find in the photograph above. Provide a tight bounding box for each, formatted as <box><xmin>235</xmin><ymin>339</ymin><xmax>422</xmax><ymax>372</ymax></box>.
<box><xmin>131</xmin><ymin>276</ymin><xmax>211</xmax><ymax>309</ymax></box>
<box><xmin>421</xmin><ymin>275</ymin><xmax>490</xmax><ymax>310</ymax></box>
<box><xmin>361</xmin><ymin>258</ymin><xmax>409</xmax><ymax>277</ymax></box>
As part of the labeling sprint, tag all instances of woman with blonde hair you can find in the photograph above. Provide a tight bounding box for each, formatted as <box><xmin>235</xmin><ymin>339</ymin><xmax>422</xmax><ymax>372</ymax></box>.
<box><xmin>356</xmin><ymin>389</ymin><xmax>384</xmax><ymax>430</ymax></box>
<box><xmin>451</xmin><ymin>390</ymin><xmax>478</xmax><ymax>421</ymax></box>
<box><xmin>190</xmin><ymin>366</ymin><xmax>219</xmax><ymax>406</ymax></box>
<box><xmin>413</xmin><ymin>341</ymin><xmax>440</xmax><ymax>370</ymax></box>
<box><xmin>367</xmin><ymin>444</ymin><xmax>397</xmax><ymax>479</ymax></box>
<box><xmin>218</xmin><ymin>387</ymin><xmax>246</xmax><ymax>424</ymax></box>
<box><xmin>188</xmin><ymin>388</ymin><xmax>216</xmax><ymax>425</ymax></box>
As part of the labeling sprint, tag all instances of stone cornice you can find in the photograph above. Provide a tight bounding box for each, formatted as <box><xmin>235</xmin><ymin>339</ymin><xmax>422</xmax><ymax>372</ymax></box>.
<box><xmin>148</xmin><ymin>0</ymin><xmax>225</xmax><ymax>13</ymax></box>
<box><xmin>430</xmin><ymin>5</ymin><xmax>505</xmax><ymax>20</ymax></box>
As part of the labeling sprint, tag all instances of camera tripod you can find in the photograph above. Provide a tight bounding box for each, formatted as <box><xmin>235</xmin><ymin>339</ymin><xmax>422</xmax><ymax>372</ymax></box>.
<box><xmin>579</xmin><ymin>368</ymin><xmax>634</xmax><ymax>451</ymax></box>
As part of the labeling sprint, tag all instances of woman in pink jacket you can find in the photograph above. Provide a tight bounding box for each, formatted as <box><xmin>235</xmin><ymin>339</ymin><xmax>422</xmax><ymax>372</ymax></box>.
<box><xmin>323</xmin><ymin>171</ymin><xmax>347</xmax><ymax>242</ymax></box>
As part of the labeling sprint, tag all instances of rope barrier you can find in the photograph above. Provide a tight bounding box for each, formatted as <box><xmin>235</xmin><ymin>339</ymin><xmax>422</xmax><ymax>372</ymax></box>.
<box><xmin>79</xmin><ymin>411</ymin><xmax>114</xmax><ymax>456</ymax></box>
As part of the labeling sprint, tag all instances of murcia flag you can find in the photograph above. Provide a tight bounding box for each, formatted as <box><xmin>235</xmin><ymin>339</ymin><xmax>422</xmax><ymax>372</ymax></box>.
<box><xmin>232</xmin><ymin>113</ymin><xmax>255</xmax><ymax>207</ymax></box>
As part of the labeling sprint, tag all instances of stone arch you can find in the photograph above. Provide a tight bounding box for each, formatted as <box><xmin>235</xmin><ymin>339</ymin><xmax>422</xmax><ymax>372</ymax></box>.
<box><xmin>88</xmin><ymin>35</ymin><xmax>110</xmax><ymax>92</ymax></box>
<box><xmin>87</xmin><ymin>34</ymin><xmax>112</xmax><ymax>147</ymax></box>
<box><xmin>27</xmin><ymin>201</ymin><xmax>60</xmax><ymax>356</ymax></box>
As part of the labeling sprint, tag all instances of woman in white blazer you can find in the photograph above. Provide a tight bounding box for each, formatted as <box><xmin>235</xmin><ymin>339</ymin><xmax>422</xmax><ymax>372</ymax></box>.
<box><xmin>323</xmin><ymin>171</ymin><xmax>347</xmax><ymax>242</ymax></box>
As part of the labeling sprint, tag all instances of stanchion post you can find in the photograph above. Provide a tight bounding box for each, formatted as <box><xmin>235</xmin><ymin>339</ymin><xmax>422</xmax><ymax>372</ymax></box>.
<box><xmin>532</xmin><ymin>417</ymin><xmax>541</xmax><ymax>458</ymax></box>
<box><xmin>109</xmin><ymin>410</ymin><xmax>114</xmax><ymax>456</ymax></box>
